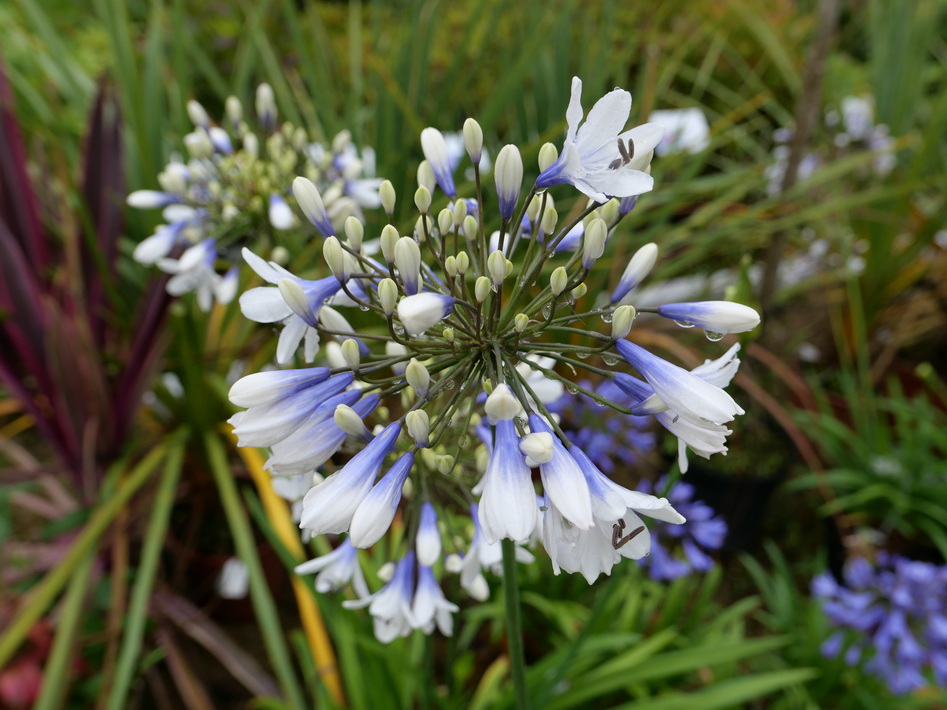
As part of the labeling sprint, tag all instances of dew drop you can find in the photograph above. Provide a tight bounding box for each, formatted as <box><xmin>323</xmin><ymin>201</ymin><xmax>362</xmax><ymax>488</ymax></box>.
<box><xmin>567</xmin><ymin>385</ymin><xmax>578</xmax><ymax>395</ymax></box>
<box><xmin>541</xmin><ymin>303</ymin><xmax>552</xmax><ymax>318</ymax></box>
<box><xmin>704</xmin><ymin>330</ymin><xmax>725</xmax><ymax>342</ymax></box>
<box><xmin>393</xmin><ymin>324</ymin><xmax>405</xmax><ymax>336</ymax></box>
<box><xmin>600</xmin><ymin>311</ymin><xmax>613</xmax><ymax>324</ymax></box>
<box><xmin>602</xmin><ymin>353</ymin><xmax>619</xmax><ymax>366</ymax></box>
<box><xmin>491</xmin><ymin>284</ymin><xmax>498</xmax><ymax>293</ymax></box>
<box><xmin>359</xmin><ymin>305</ymin><xmax>370</xmax><ymax>312</ymax></box>
<box><xmin>674</xmin><ymin>320</ymin><xmax>695</xmax><ymax>328</ymax></box>
<box><xmin>565</xmin><ymin>296</ymin><xmax>576</xmax><ymax>306</ymax></box>
<box><xmin>519</xmin><ymin>278</ymin><xmax>528</xmax><ymax>287</ymax></box>
<box><xmin>576</xmin><ymin>351</ymin><xmax>590</xmax><ymax>360</ymax></box>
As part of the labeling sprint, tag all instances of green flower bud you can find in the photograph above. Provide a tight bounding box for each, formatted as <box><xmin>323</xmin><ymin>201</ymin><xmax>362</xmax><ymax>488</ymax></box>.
<box><xmin>406</xmin><ymin>359</ymin><xmax>431</xmax><ymax>397</ymax></box>
<box><xmin>571</xmin><ymin>283</ymin><xmax>587</xmax><ymax>301</ymax></box>
<box><xmin>442</xmin><ymin>327</ymin><xmax>455</xmax><ymax>342</ymax></box>
<box><xmin>344</xmin><ymin>216</ymin><xmax>364</xmax><ymax>250</ymax></box>
<box><xmin>475</xmin><ymin>275</ymin><xmax>492</xmax><ymax>303</ymax></box>
<box><xmin>417</xmin><ymin>160</ymin><xmax>436</xmax><ymax>193</ymax></box>
<box><xmin>379</xmin><ymin>179</ymin><xmax>396</xmax><ymax>215</ymax></box>
<box><xmin>455</xmin><ymin>251</ymin><xmax>470</xmax><ymax>274</ymax></box>
<box><xmin>415</xmin><ymin>185</ymin><xmax>432</xmax><ymax>214</ymax></box>
<box><xmin>378</xmin><ymin>278</ymin><xmax>399</xmax><ymax>316</ymax></box>
<box><xmin>405</xmin><ymin>410</ymin><xmax>430</xmax><ymax>448</ymax></box>
<box><xmin>435</xmin><ymin>454</ymin><xmax>455</xmax><ymax>475</ymax></box>
<box><xmin>538</xmin><ymin>142</ymin><xmax>559</xmax><ymax>172</ymax></box>
<box><xmin>462</xmin><ymin>215</ymin><xmax>478</xmax><ymax>241</ymax></box>
<box><xmin>463</xmin><ymin>118</ymin><xmax>483</xmax><ymax>164</ymax></box>
<box><xmin>334</xmin><ymin>404</ymin><xmax>371</xmax><ymax>438</ymax></box>
<box><xmin>514</xmin><ymin>313</ymin><xmax>530</xmax><ymax>332</ymax></box>
<box><xmin>437</xmin><ymin>207</ymin><xmax>453</xmax><ymax>235</ymax></box>
<box><xmin>488</xmin><ymin>249</ymin><xmax>512</xmax><ymax>285</ymax></box>
<box><xmin>541</xmin><ymin>206</ymin><xmax>558</xmax><ymax>236</ymax></box>
<box><xmin>323</xmin><ymin>236</ymin><xmax>346</xmax><ymax>279</ymax></box>
<box><xmin>452</xmin><ymin>199</ymin><xmax>468</xmax><ymax>227</ymax></box>
<box><xmin>380</xmin><ymin>224</ymin><xmax>400</xmax><ymax>263</ymax></box>
<box><xmin>611</xmin><ymin>305</ymin><xmax>636</xmax><ymax>340</ymax></box>
<box><xmin>550</xmin><ymin>267</ymin><xmax>568</xmax><ymax>297</ymax></box>
<box><xmin>341</xmin><ymin>339</ymin><xmax>361</xmax><ymax>369</ymax></box>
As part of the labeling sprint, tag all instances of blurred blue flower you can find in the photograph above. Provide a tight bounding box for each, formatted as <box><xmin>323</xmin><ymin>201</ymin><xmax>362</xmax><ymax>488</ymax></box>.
<box><xmin>547</xmin><ymin>379</ymin><xmax>654</xmax><ymax>475</ymax></box>
<box><xmin>813</xmin><ymin>553</ymin><xmax>947</xmax><ymax>695</ymax></box>
<box><xmin>636</xmin><ymin>476</ymin><xmax>727</xmax><ymax>581</ymax></box>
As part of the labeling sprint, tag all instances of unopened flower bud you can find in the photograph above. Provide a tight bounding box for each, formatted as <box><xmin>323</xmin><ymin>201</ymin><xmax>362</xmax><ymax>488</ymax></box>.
<box><xmin>550</xmin><ymin>267</ymin><xmax>568</xmax><ymax>297</ymax></box>
<box><xmin>475</xmin><ymin>276</ymin><xmax>492</xmax><ymax>303</ymax></box>
<box><xmin>571</xmin><ymin>283</ymin><xmax>587</xmax><ymax>301</ymax></box>
<box><xmin>463</xmin><ymin>118</ymin><xmax>483</xmax><ymax>164</ymax></box>
<box><xmin>417</xmin><ymin>160</ymin><xmax>436</xmax><ymax>193</ymax></box>
<box><xmin>378</xmin><ymin>278</ymin><xmax>398</xmax><ymax>316</ymax></box>
<box><xmin>519</xmin><ymin>432</ymin><xmax>554</xmax><ymax>464</ymax></box>
<box><xmin>495</xmin><ymin>145</ymin><xmax>523</xmax><ymax>220</ymax></box>
<box><xmin>242</xmin><ymin>132</ymin><xmax>259</xmax><ymax>158</ymax></box>
<box><xmin>541</xmin><ymin>206</ymin><xmax>558</xmax><ymax>236</ymax></box>
<box><xmin>270</xmin><ymin>246</ymin><xmax>289</xmax><ymax>265</ymax></box>
<box><xmin>395</xmin><ymin>237</ymin><xmax>422</xmax><ymax>295</ymax></box>
<box><xmin>379</xmin><ymin>179</ymin><xmax>396</xmax><ymax>215</ymax></box>
<box><xmin>187</xmin><ymin>100</ymin><xmax>210</xmax><ymax>128</ymax></box>
<box><xmin>514</xmin><ymin>313</ymin><xmax>530</xmax><ymax>332</ymax></box>
<box><xmin>443</xmin><ymin>256</ymin><xmax>457</xmax><ymax>278</ymax></box>
<box><xmin>184</xmin><ymin>131</ymin><xmax>212</xmax><ymax>159</ymax></box>
<box><xmin>277</xmin><ymin>278</ymin><xmax>309</xmax><ymax>321</ymax></box>
<box><xmin>435</xmin><ymin>454</ymin><xmax>455</xmax><ymax>475</ymax></box>
<box><xmin>582</xmin><ymin>218</ymin><xmax>608</xmax><ymax>269</ymax></box>
<box><xmin>341</xmin><ymin>339</ymin><xmax>361</xmax><ymax>369</ymax></box>
<box><xmin>437</xmin><ymin>208</ymin><xmax>452</xmax><ymax>235</ymax></box>
<box><xmin>405</xmin><ymin>359</ymin><xmax>431</xmax><ymax>397</ymax></box>
<box><xmin>344</xmin><ymin>216</ymin><xmax>364</xmax><ymax>250</ymax></box>
<box><xmin>485</xmin><ymin>383</ymin><xmax>521</xmax><ymax>423</ymax></box>
<box><xmin>420</xmin><ymin>128</ymin><xmax>456</xmax><ymax>196</ymax></box>
<box><xmin>415</xmin><ymin>185</ymin><xmax>432</xmax><ymax>214</ymax></box>
<box><xmin>488</xmin><ymin>250</ymin><xmax>512</xmax><ymax>285</ymax></box>
<box><xmin>611</xmin><ymin>305</ymin><xmax>636</xmax><ymax>340</ymax></box>
<box><xmin>442</xmin><ymin>327</ymin><xmax>455</xmax><ymax>342</ymax></box>
<box><xmin>225</xmin><ymin>96</ymin><xmax>242</xmax><ymax>126</ymax></box>
<box><xmin>380</xmin><ymin>224</ymin><xmax>400</xmax><ymax>263</ymax></box>
<box><xmin>612</xmin><ymin>242</ymin><xmax>658</xmax><ymax>304</ymax></box>
<box><xmin>452</xmin><ymin>199</ymin><xmax>468</xmax><ymax>227</ymax></box>
<box><xmin>293</xmin><ymin>176</ymin><xmax>334</xmax><ymax>237</ymax></box>
<box><xmin>397</xmin><ymin>293</ymin><xmax>455</xmax><ymax>337</ymax></box>
<box><xmin>538</xmin><ymin>142</ymin><xmax>559</xmax><ymax>172</ymax></box>
<box><xmin>600</xmin><ymin>199</ymin><xmax>620</xmax><ymax>227</ymax></box>
<box><xmin>455</xmin><ymin>251</ymin><xmax>470</xmax><ymax>274</ymax></box>
<box><xmin>334</xmin><ymin>404</ymin><xmax>371</xmax><ymax>438</ymax></box>
<box><xmin>323</xmin><ymin>236</ymin><xmax>346</xmax><ymax>279</ymax></box>
<box><xmin>527</xmin><ymin>194</ymin><xmax>543</xmax><ymax>222</ymax></box>
<box><xmin>255</xmin><ymin>83</ymin><xmax>277</xmax><ymax>130</ymax></box>
<box><xmin>406</xmin><ymin>410</ymin><xmax>430</xmax><ymax>447</ymax></box>
<box><xmin>414</xmin><ymin>215</ymin><xmax>432</xmax><ymax>241</ymax></box>
<box><xmin>462</xmin><ymin>215</ymin><xmax>478</xmax><ymax>241</ymax></box>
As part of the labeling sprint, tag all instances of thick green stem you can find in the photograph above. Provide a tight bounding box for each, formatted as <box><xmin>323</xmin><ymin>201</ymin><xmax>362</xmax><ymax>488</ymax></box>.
<box><xmin>501</xmin><ymin>538</ymin><xmax>530</xmax><ymax>710</ymax></box>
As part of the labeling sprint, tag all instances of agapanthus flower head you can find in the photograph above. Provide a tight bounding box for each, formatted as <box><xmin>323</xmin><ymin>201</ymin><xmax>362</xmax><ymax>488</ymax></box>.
<box><xmin>814</xmin><ymin>553</ymin><xmax>947</xmax><ymax>695</ymax></box>
<box><xmin>226</xmin><ymin>75</ymin><xmax>758</xmax><ymax>642</ymax></box>
<box><xmin>127</xmin><ymin>87</ymin><xmax>380</xmax><ymax>309</ymax></box>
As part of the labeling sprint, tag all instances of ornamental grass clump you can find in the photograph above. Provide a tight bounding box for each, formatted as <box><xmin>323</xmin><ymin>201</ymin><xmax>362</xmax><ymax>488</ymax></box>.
<box><xmin>223</xmin><ymin>76</ymin><xmax>760</xmax><ymax>642</ymax></box>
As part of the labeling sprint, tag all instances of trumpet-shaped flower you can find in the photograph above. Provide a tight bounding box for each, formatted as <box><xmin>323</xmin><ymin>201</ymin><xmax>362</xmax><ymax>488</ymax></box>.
<box><xmin>412</xmin><ymin>564</ymin><xmax>459</xmax><ymax>636</ymax></box>
<box><xmin>349</xmin><ymin>452</ymin><xmax>415</xmax><ymax>548</ymax></box>
<box><xmin>536</xmin><ymin>77</ymin><xmax>664</xmax><ymax>202</ymax></box>
<box><xmin>296</xmin><ymin>538</ymin><xmax>370</xmax><ymax>597</ymax></box>
<box><xmin>478</xmin><ymin>420</ymin><xmax>538</xmax><ymax>544</ymax></box>
<box><xmin>298</xmin><ymin>422</ymin><xmax>401</xmax><ymax>534</ymax></box>
<box><xmin>343</xmin><ymin>551</ymin><xmax>418</xmax><ymax>644</ymax></box>
<box><xmin>527</xmin><ymin>415</ymin><xmax>594</xmax><ymax>531</ymax></box>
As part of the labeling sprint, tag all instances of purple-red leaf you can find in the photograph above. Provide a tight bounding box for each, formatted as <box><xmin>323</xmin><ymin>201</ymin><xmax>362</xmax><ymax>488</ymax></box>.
<box><xmin>0</xmin><ymin>58</ymin><xmax>47</xmax><ymax>272</ymax></box>
<box><xmin>79</xmin><ymin>80</ymin><xmax>124</xmax><ymax>347</ymax></box>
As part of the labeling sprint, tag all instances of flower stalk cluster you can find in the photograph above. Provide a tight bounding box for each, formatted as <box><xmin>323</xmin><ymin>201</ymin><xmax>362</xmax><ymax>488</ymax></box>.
<box><xmin>220</xmin><ymin>76</ymin><xmax>760</xmax><ymax>642</ymax></box>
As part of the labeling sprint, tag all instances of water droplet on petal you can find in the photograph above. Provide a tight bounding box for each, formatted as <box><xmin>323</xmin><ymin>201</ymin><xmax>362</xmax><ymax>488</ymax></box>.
<box><xmin>674</xmin><ymin>320</ymin><xmax>695</xmax><ymax>329</ymax></box>
<box><xmin>704</xmin><ymin>330</ymin><xmax>725</xmax><ymax>342</ymax></box>
<box><xmin>601</xmin><ymin>311</ymin><xmax>613</xmax><ymax>324</ymax></box>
